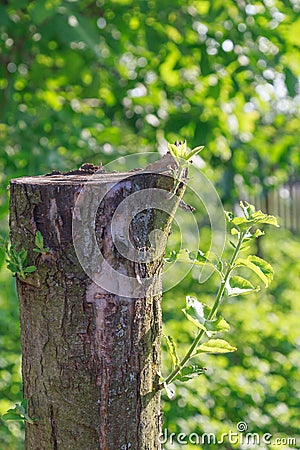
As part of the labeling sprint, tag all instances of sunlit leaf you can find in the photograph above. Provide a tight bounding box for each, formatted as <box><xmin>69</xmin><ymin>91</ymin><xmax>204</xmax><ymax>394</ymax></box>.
<box><xmin>174</xmin><ymin>365</ymin><xmax>207</xmax><ymax>382</ymax></box>
<box><xmin>252</xmin><ymin>211</ymin><xmax>279</xmax><ymax>227</ymax></box>
<box><xmin>185</xmin><ymin>145</ymin><xmax>205</xmax><ymax>161</ymax></box>
<box><xmin>231</xmin><ymin>217</ymin><xmax>249</xmax><ymax>229</ymax></box>
<box><xmin>164</xmin><ymin>250</ymin><xmax>178</xmax><ymax>263</ymax></box>
<box><xmin>182</xmin><ymin>296</ymin><xmax>230</xmax><ymax>336</ymax></box>
<box><xmin>235</xmin><ymin>255</ymin><xmax>274</xmax><ymax>287</ymax></box>
<box><xmin>197</xmin><ymin>339</ymin><xmax>237</xmax><ymax>354</ymax></box>
<box><xmin>240</xmin><ymin>201</ymin><xmax>256</xmax><ymax>219</ymax></box>
<box><xmin>168</xmin><ymin>140</ymin><xmax>187</xmax><ymax>160</ymax></box>
<box><xmin>182</xmin><ymin>296</ymin><xmax>208</xmax><ymax>332</ymax></box>
<box><xmin>207</xmin><ymin>315</ymin><xmax>230</xmax><ymax>334</ymax></box>
<box><xmin>167</xmin><ymin>140</ymin><xmax>204</xmax><ymax>162</ymax></box>
<box><xmin>252</xmin><ymin>229</ymin><xmax>265</xmax><ymax>238</ymax></box>
<box><xmin>226</xmin><ymin>275</ymin><xmax>259</xmax><ymax>297</ymax></box>
<box><xmin>230</xmin><ymin>203</ymin><xmax>279</xmax><ymax>232</ymax></box>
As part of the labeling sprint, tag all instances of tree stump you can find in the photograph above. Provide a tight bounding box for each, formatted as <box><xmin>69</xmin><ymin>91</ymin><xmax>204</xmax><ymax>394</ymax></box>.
<box><xmin>9</xmin><ymin>155</ymin><xmax>185</xmax><ymax>450</ymax></box>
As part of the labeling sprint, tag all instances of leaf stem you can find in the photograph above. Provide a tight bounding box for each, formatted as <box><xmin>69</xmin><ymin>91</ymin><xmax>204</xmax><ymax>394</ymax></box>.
<box><xmin>160</xmin><ymin>229</ymin><xmax>247</xmax><ymax>388</ymax></box>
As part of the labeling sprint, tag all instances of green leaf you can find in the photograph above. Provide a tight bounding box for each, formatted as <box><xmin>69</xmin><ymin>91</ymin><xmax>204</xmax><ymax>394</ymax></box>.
<box><xmin>216</xmin><ymin>260</ymin><xmax>223</xmax><ymax>273</ymax></box>
<box><xmin>252</xmin><ymin>211</ymin><xmax>279</xmax><ymax>227</ymax></box>
<box><xmin>167</xmin><ymin>140</ymin><xmax>204</xmax><ymax>162</ymax></box>
<box><xmin>168</xmin><ymin>140</ymin><xmax>187</xmax><ymax>161</ymax></box>
<box><xmin>35</xmin><ymin>231</ymin><xmax>44</xmax><ymax>249</ymax></box>
<box><xmin>197</xmin><ymin>339</ymin><xmax>237</xmax><ymax>354</ymax></box>
<box><xmin>34</xmin><ymin>231</ymin><xmax>49</xmax><ymax>253</ymax></box>
<box><xmin>186</xmin><ymin>250</ymin><xmax>219</xmax><ymax>275</ymax></box>
<box><xmin>231</xmin><ymin>217</ymin><xmax>249</xmax><ymax>228</ymax></box>
<box><xmin>1</xmin><ymin>412</ymin><xmax>25</xmax><ymax>421</ymax></box>
<box><xmin>226</xmin><ymin>275</ymin><xmax>259</xmax><ymax>297</ymax></box>
<box><xmin>184</xmin><ymin>145</ymin><xmax>205</xmax><ymax>161</ymax></box>
<box><xmin>187</xmin><ymin>249</ymin><xmax>208</xmax><ymax>263</ymax></box>
<box><xmin>182</xmin><ymin>296</ymin><xmax>230</xmax><ymax>336</ymax></box>
<box><xmin>174</xmin><ymin>365</ymin><xmax>207</xmax><ymax>382</ymax></box>
<box><xmin>17</xmin><ymin>248</ymin><xmax>27</xmax><ymax>263</ymax></box>
<box><xmin>240</xmin><ymin>244</ymin><xmax>250</xmax><ymax>252</ymax></box>
<box><xmin>23</xmin><ymin>266</ymin><xmax>37</xmax><ymax>274</ymax></box>
<box><xmin>235</xmin><ymin>255</ymin><xmax>274</xmax><ymax>287</ymax></box>
<box><xmin>7</xmin><ymin>262</ymin><xmax>18</xmax><ymax>273</ymax></box>
<box><xmin>1</xmin><ymin>400</ymin><xmax>37</xmax><ymax>424</ymax></box>
<box><xmin>230</xmin><ymin>203</ymin><xmax>279</xmax><ymax>231</ymax></box>
<box><xmin>207</xmin><ymin>315</ymin><xmax>230</xmax><ymax>334</ymax></box>
<box><xmin>182</xmin><ymin>296</ymin><xmax>209</xmax><ymax>332</ymax></box>
<box><xmin>33</xmin><ymin>247</ymin><xmax>49</xmax><ymax>254</ymax></box>
<box><xmin>164</xmin><ymin>335</ymin><xmax>180</xmax><ymax>370</ymax></box>
<box><xmin>240</xmin><ymin>201</ymin><xmax>256</xmax><ymax>219</ymax></box>
<box><xmin>252</xmin><ymin>229</ymin><xmax>265</xmax><ymax>238</ymax></box>
<box><xmin>164</xmin><ymin>250</ymin><xmax>178</xmax><ymax>263</ymax></box>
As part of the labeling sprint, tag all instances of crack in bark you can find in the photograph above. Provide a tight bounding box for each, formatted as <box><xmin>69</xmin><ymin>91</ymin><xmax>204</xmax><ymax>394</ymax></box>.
<box><xmin>50</xmin><ymin>405</ymin><xmax>58</xmax><ymax>450</ymax></box>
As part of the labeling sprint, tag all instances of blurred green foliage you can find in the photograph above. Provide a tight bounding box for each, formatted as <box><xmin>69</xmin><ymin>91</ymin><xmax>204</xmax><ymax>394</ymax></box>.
<box><xmin>0</xmin><ymin>0</ymin><xmax>300</xmax><ymax>448</ymax></box>
<box><xmin>162</xmin><ymin>227</ymin><xmax>300</xmax><ymax>449</ymax></box>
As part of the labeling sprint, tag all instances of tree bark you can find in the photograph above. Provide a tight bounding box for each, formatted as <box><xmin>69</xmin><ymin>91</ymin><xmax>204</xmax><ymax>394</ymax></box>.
<box><xmin>9</xmin><ymin>156</ymin><xmax>185</xmax><ymax>450</ymax></box>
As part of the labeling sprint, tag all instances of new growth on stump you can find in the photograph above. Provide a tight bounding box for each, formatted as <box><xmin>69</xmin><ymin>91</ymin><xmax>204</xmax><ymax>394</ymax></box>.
<box><xmin>9</xmin><ymin>154</ymin><xmax>186</xmax><ymax>450</ymax></box>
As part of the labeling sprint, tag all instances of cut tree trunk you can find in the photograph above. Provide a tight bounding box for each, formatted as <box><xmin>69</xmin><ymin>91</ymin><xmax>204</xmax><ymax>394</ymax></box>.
<box><xmin>9</xmin><ymin>156</ymin><xmax>185</xmax><ymax>450</ymax></box>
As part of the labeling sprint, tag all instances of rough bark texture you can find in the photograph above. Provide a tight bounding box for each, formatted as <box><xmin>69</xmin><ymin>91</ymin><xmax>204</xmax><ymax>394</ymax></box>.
<box><xmin>9</xmin><ymin>158</ymin><xmax>184</xmax><ymax>450</ymax></box>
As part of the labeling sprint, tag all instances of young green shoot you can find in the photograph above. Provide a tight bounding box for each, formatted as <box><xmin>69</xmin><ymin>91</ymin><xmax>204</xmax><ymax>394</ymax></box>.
<box><xmin>1</xmin><ymin>239</ymin><xmax>36</xmax><ymax>280</ymax></box>
<box><xmin>1</xmin><ymin>399</ymin><xmax>38</xmax><ymax>424</ymax></box>
<box><xmin>0</xmin><ymin>230</ymin><xmax>49</xmax><ymax>280</ymax></box>
<box><xmin>167</xmin><ymin>140</ymin><xmax>204</xmax><ymax>196</ymax></box>
<box><xmin>160</xmin><ymin>143</ymin><xmax>279</xmax><ymax>396</ymax></box>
